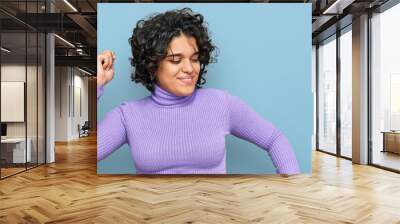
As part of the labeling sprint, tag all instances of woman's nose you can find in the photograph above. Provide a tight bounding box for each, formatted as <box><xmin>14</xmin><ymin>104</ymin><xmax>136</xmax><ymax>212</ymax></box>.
<box><xmin>181</xmin><ymin>58</ymin><xmax>194</xmax><ymax>74</ymax></box>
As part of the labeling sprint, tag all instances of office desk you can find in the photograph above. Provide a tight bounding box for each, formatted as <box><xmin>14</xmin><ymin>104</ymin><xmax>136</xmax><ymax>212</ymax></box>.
<box><xmin>381</xmin><ymin>131</ymin><xmax>400</xmax><ymax>154</ymax></box>
<box><xmin>1</xmin><ymin>138</ymin><xmax>31</xmax><ymax>163</ymax></box>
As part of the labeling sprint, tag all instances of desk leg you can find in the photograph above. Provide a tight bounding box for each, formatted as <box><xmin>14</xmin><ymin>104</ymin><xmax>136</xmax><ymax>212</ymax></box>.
<box><xmin>382</xmin><ymin>133</ymin><xmax>386</xmax><ymax>153</ymax></box>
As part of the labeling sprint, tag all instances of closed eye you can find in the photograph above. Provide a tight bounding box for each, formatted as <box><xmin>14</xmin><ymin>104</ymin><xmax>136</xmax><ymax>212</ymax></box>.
<box><xmin>166</xmin><ymin>52</ymin><xmax>199</xmax><ymax>64</ymax></box>
<box><xmin>191</xmin><ymin>57</ymin><xmax>199</xmax><ymax>62</ymax></box>
<box><xmin>169</xmin><ymin>59</ymin><xmax>181</xmax><ymax>64</ymax></box>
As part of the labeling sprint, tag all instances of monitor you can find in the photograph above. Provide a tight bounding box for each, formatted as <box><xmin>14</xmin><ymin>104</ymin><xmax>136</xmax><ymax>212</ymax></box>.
<box><xmin>1</xmin><ymin>123</ymin><xmax>7</xmax><ymax>137</ymax></box>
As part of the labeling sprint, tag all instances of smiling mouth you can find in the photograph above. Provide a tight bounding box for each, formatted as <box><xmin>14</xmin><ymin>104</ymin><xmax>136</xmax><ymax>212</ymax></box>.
<box><xmin>177</xmin><ymin>76</ymin><xmax>195</xmax><ymax>85</ymax></box>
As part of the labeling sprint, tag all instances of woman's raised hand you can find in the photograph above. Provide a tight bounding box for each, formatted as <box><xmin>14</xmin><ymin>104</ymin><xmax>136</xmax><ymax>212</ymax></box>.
<box><xmin>97</xmin><ymin>50</ymin><xmax>116</xmax><ymax>86</ymax></box>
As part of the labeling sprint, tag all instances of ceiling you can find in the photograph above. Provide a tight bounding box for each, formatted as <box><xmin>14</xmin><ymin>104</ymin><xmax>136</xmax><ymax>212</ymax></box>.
<box><xmin>0</xmin><ymin>0</ymin><xmax>98</xmax><ymax>74</ymax></box>
<box><xmin>0</xmin><ymin>0</ymin><xmax>393</xmax><ymax>74</ymax></box>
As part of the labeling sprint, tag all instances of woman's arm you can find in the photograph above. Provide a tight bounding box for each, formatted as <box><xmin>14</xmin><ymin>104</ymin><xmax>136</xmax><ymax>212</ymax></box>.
<box><xmin>97</xmin><ymin>85</ymin><xmax>128</xmax><ymax>161</ymax></box>
<box><xmin>97</xmin><ymin>50</ymin><xmax>127</xmax><ymax>161</ymax></box>
<box><xmin>97</xmin><ymin>85</ymin><xmax>105</xmax><ymax>100</ymax></box>
<box><xmin>227</xmin><ymin>93</ymin><xmax>300</xmax><ymax>175</ymax></box>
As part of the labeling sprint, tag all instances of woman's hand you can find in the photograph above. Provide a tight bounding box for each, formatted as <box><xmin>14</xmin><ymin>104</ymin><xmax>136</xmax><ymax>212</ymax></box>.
<box><xmin>97</xmin><ymin>50</ymin><xmax>116</xmax><ymax>86</ymax></box>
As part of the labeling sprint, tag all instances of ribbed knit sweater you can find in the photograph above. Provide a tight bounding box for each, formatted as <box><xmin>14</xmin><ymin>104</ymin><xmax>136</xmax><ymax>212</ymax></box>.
<box><xmin>97</xmin><ymin>84</ymin><xmax>300</xmax><ymax>174</ymax></box>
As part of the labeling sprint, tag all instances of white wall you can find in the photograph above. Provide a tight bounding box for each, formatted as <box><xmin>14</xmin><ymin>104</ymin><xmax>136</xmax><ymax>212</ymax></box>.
<box><xmin>72</xmin><ymin>72</ymin><xmax>89</xmax><ymax>138</ymax></box>
<box><xmin>55</xmin><ymin>66</ymin><xmax>69</xmax><ymax>141</ymax></box>
<box><xmin>1</xmin><ymin>82</ymin><xmax>25</xmax><ymax>122</ymax></box>
<box><xmin>54</xmin><ymin>67</ymin><xmax>89</xmax><ymax>141</ymax></box>
<box><xmin>1</xmin><ymin>65</ymin><xmax>40</xmax><ymax>138</ymax></box>
<box><xmin>1</xmin><ymin>65</ymin><xmax>26</xmax><ymax>133</ymax></box>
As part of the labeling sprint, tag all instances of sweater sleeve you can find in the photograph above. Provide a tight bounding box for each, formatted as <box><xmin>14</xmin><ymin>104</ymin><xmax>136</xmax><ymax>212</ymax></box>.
<box><xmin>227</xmin><ymin>93</ymin><xmax>300</xmax><ymax>175</ymax></box>
<box><xmin>97</xmin><ymin>85</ymin><xmax>128</xmax><ymax>161</ymax></box>
<box><xmin>97</xmin><ymin>85</ymin><xmax>104</xmax><ymax>100</ymax></box>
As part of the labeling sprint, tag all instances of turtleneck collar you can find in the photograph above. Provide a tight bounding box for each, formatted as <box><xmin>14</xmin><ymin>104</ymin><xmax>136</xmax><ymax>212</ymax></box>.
<box><xmin>151</xmin><ymin>84</ymin><xmax>197</xmax><ymax>108</ymax></box>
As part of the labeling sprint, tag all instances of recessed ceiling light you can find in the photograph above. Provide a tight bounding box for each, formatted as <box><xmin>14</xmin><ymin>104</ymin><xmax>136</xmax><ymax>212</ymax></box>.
<box><xmin>322</xmin><ymin>0</ymin><xmax>354</xmax><ymax>15</ymax></box>
<box><xmin>54</xmin><ymin>34</ymin><xmax>75</xmax><ymax>48</ymax></box>
<box><xmin>1</xmin><ymin>47</ymin><xmax>11</xmax><ymax>53</ymax></box>
<box><xmin>63</xmin><ymin>0</ymin><xmax>78</xmax><ymax>12</ymax></box>
<box><xmin>78</xmin><ymin>67</ymin><xmax>92</xmax><ymax>76</ymax></box>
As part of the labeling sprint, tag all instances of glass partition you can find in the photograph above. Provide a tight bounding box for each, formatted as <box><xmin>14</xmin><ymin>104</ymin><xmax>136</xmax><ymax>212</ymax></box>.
<box><xmin>0</xmin><ymin>0</ymin><xmax>46</xmax><ymax>179</ymax></box>
<box><xmin>317</xmin><ymin>35</ymin><xmax>337</xmax><ymax>155</ymax></box>
<box><xmin>371</xmin><ymin>3</ymin><xmax>400</xmax><ymax>171</ymax></box>
<box><xmin>339</xmin><ymin>27</ymin><xmax>352</xmax><ymax>158</ymax></box>
<box><xmin>1</xmin><ymin>30</ymin><xmax>28</xmax><ymax>178</ymax></box>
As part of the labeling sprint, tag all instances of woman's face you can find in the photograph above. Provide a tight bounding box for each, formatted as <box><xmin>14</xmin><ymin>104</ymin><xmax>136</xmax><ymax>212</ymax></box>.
<box><xmin>155</xmin><ymin>34</ymin><xmax>200</xmax><ymax>96</ymax></box>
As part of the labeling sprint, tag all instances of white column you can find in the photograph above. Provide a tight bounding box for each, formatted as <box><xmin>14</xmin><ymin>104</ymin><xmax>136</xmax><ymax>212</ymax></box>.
<box><xmin>46</xmin><ymin>1</ymin><xmax>55</xmax><ymax>163</ymax></box>
<box><xmin>352</xmin><ymin>14</ymin><xmax>369</xmax><ymax>164</ymax></box>
<box><xmin>46</xmin><ymin>33</ymin><xmax>55</xmax><ymax>163</ymax></box>
<box><xmin>312</xmin><ymin>45</ymin><xmax>317</xmax><ymax>151</ymax></box>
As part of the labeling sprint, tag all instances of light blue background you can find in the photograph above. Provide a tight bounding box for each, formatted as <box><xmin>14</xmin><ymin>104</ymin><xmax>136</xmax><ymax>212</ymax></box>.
<box><xmin>97</xmin><ymin>3</ymin><xmax>312</xmax><ymax>174</ymax></box>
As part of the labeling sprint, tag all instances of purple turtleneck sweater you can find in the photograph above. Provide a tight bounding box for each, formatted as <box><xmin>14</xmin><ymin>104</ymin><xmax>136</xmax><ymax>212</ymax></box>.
<box><xmin>97</xmin><ymin>84</ymin><xmax>300</xmax><ymax>174</ymax></box>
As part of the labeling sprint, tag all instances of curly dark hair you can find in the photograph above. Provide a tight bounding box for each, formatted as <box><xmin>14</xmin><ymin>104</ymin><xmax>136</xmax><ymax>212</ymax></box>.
<box><xmin>129</xmin><ymin>8</ymin><xmax>217</xmax><ymax>92</ymax></box>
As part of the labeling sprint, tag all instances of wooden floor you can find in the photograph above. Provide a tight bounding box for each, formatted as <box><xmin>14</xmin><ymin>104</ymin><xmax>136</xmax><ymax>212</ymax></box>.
<box><xmin>0</xmin><ymin>167</ymin><xmax>26</xmax><ymax>178</ymax></box>
<box><xmin>373</xmin><ymin>151</ymin><xmax>400</xmax><ymax>171</ymax></box>
<box><xmin>0</xmin><ymin>135</ymin><xmax>400</xmax><ymax>223</ymax></box>
<box><xmin>1</xmin><ymin>163</ymin><xmax>45</xmax><ymax>178</ymax></box>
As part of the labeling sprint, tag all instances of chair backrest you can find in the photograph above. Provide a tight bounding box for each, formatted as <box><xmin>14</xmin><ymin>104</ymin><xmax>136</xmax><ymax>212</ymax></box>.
<box><xmin>82</xmin><ymin>121</ymin><xmax>90</xmax><ymax>129</ymax></box>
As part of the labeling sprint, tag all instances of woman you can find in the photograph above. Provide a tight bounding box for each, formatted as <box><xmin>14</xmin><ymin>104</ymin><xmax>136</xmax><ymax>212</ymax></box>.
<box><xmin>97</xmin><ymin>8</ymin><xmax>300</xmax><ymax>175</ymax></box>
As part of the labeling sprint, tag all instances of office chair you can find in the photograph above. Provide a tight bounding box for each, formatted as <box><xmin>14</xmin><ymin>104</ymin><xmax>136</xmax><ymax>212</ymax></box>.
<box><xmin>79</xmin><ymin>121</ymin><xmax>90</xmax><ymax>138</ymax></box>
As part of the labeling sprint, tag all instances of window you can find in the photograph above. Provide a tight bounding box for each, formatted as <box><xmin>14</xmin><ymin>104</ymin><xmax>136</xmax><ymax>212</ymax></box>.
<box><xmin>371</xmin><ymin>2</ymin><xmax>400</xmax><ymax>171</ymax></box>
<box><xmin>339</xmin><ymin>27</ymin><xmax>352</xmax><ymax>158</ymax></box>
<box><xmin>317</xmin><ymin>35</ymin><xmax>337</xmax><ymax>154</ymax></box>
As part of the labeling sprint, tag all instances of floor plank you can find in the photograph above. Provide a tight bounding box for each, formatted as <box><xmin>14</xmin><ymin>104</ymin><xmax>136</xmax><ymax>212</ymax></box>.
<box><xmin>0</xmin><ymin>134</ymin><xmax>399</xmax><ymax>223</ymax></box>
